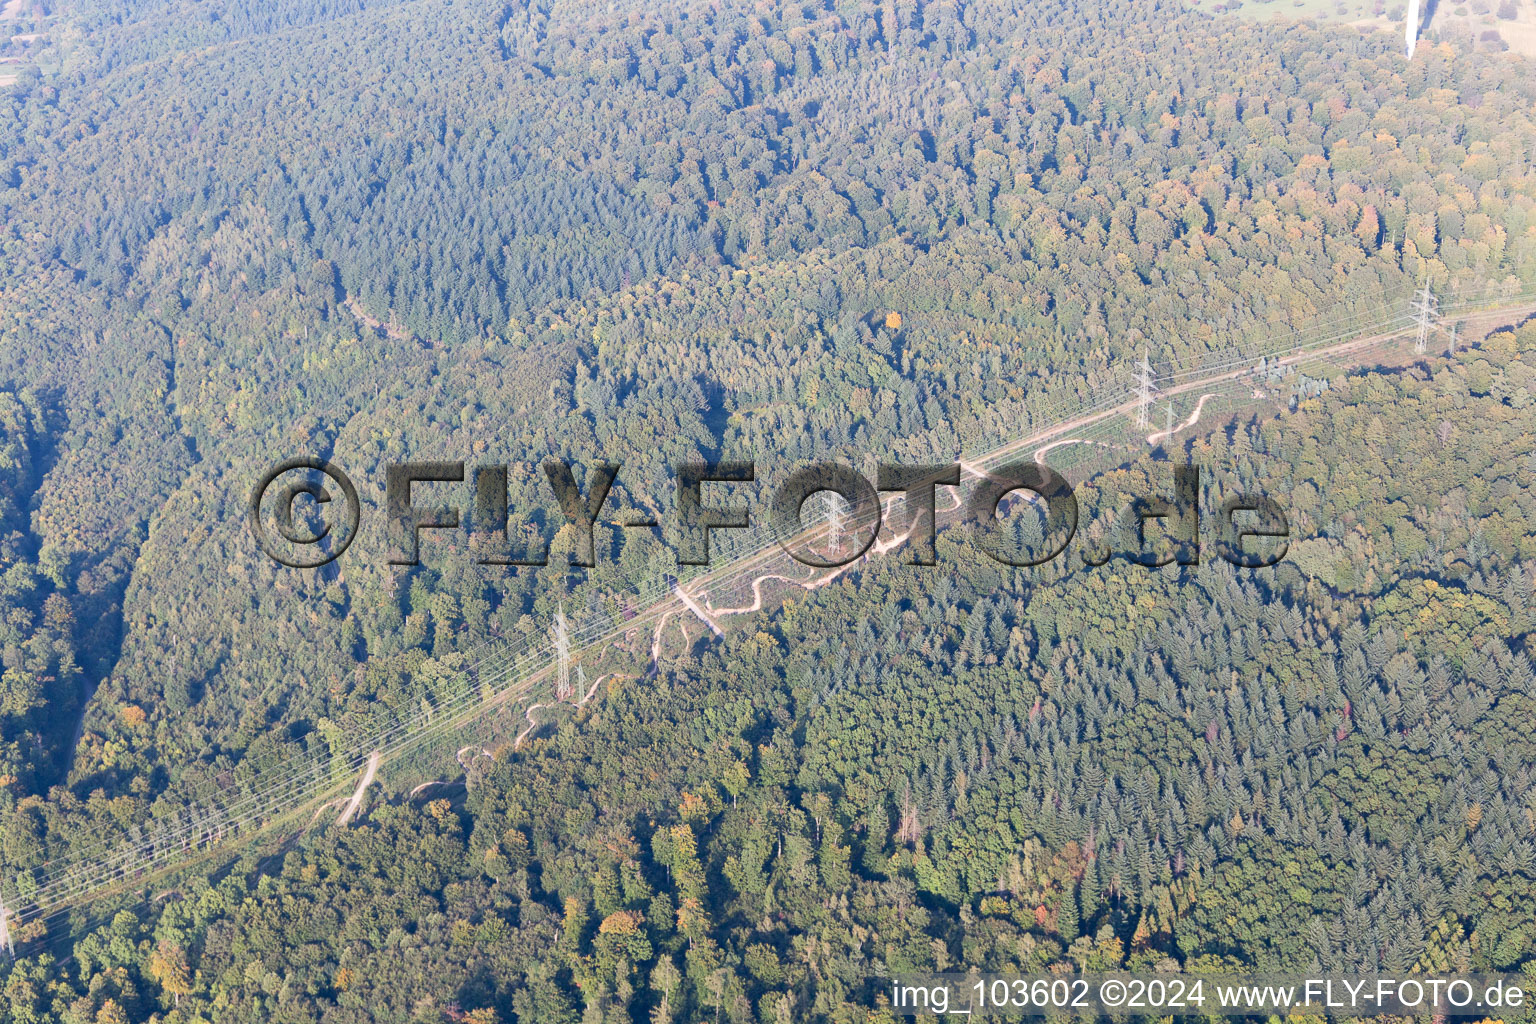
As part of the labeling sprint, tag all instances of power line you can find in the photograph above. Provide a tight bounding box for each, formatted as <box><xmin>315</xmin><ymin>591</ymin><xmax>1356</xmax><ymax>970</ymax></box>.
<box><xmin>0</xmin><ymin>325</ymin><xmax>1369</xmax><ymax>921</ymax></box>
<box><xmin>0</xmin><ymin>307</ymin><xmax>1422</xmax><ymax>924</ymax></box>
<box><xmin>7</xmin><ymin>289</ymin><xmax>1527</xmax><ymax>936</ymax></box>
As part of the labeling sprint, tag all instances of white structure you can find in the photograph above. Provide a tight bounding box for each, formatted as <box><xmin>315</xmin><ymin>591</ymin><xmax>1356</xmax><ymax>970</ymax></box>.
<box><xmin>553</xmin><ymin>602</ymin><xmax>573</xmax><ymax>702</ymax></box>
<box><xmin>823</xmin><ymin>490</ymin><xmax>845</xmax><ymax>557</ymax></box>
<box><xmin>1410</xmin><ymin>283</ymin><xmax>1438</xmax><ymax>354</ymax></box>
<box><xmin>1134</xmin><ymin>350</ymin><xmax>1156</xmax><ymax>428</ymax></box>
<box><xmin>1405</xmin><ymin>0</ymin><xmax>1422</xmax><ymax>59</ymax></box>
<box><xmin>1</xmin><ymin>894</ymin><xmax>16</xmax><ymax>959</ymax></box>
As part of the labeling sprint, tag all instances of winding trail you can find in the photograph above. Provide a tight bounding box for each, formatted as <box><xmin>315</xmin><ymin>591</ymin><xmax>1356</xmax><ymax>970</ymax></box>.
<box><xmin>705</xmin><ymin>572</ymin><xmax>819</xmax><ymax>616</ymax></box>
<box><xmin>514</xmin><ymin>672</ymin><xmax>622</xmax><ymax>749</ymax></box>
<box><xmin>872</xmin><ymin>527</ymin><xmax>917</xmax><ymax>556</ymax></box>
<box><xmin>456</xmin><ymin>744</ymin><xmax>492</xmax><ymax>770</ymax></box>
<box><xmin>513</xmin><ymin>706</ymin><xmax>547</xmax><ymax>750</ymax></box>
<box><xmin>1034</xmin><ymin>437</ymin><xmax>1113</xmax><ymax>464</ymax></box>
<box><xmin>307</xmin><ymin>798</ymin><xmax>345</xmax><ymax>826</ymax></box>
<box><xmin>1147</xmin><ymin>392</ymin><xmax>1220</xmax><ymax>444</ymax></box>
<box><xmin>577</xmin><ymin>671</ymin><xmax>610</xmax><ymax>706</ymax></box>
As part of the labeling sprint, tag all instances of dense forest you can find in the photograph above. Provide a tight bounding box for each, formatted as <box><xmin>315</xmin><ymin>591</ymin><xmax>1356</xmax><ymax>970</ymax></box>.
<box><xmin>0</xmin><ymin>0</ymin><xmax>1534</xmax><ymax>1020</ymax></box>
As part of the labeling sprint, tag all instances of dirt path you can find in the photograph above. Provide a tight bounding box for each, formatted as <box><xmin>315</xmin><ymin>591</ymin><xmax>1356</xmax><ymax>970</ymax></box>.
<box><xmin>1147</xmin><ymin>392</ymin><xmax>1221</xmax><ymax>445</ymax></box>
<box><xmin>705</xmin><ymin>572</ymin><xmax>819</xmax><ymax>615</ymax></box>
<box><xmin>335</xmin><ymin>751</ymin><xmax>380</xmax><ymax>826</ymax></box>
<box><xmin>648</xmin><ymin>614</ymin><xmax>671</xmax><ymax>674</ymax></box>
<box><xmin>513</xmin><ymin>705</ymin><xmax>547</xmax><ymax>750</ymax></box>
<box><xmin>1034</xmin><ymin>437</ymin><xmax>1118</xmax><ymax>464</ymax></box>
<box><xmin>456</xmin><ymin>744</ymin><xmax>491</xmax><ymax>770</ymax></box>
<box><xmin>512</xmin><ymin>671</ymin><xmax>622</xmax><ymax>749</ymax></box>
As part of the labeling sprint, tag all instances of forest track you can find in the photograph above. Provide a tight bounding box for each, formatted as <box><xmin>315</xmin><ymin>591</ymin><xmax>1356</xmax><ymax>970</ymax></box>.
<box><xmin>335</xmin><ymin>751</ymin><xmax>380</xmax><ymax>826</ymax></box>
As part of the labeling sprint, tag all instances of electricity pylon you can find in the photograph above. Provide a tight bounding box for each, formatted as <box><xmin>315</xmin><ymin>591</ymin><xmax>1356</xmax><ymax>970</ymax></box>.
<box><xmin>0</xmin><ymin>895</ymin><xmax>13</xmax><ymax>960</ymax></box>
<box><xmin>1410</xmin><ymin>283</ymin><xmax>1438</xmax><ymax>355</ymax></box>
<box><xmin>1135</xmin><ymin>349</ymin><xmax>1156</xmax><ymax>428</ymax></box>
<box><xmin>824</xmin><ymin>490</ymin><xmax>845</xmax><ymax>557</ymax></box>
<box><xmin>553</xmin><ymin>602</ymin><xmax>572</xmax><ymax>702</ymax></box>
